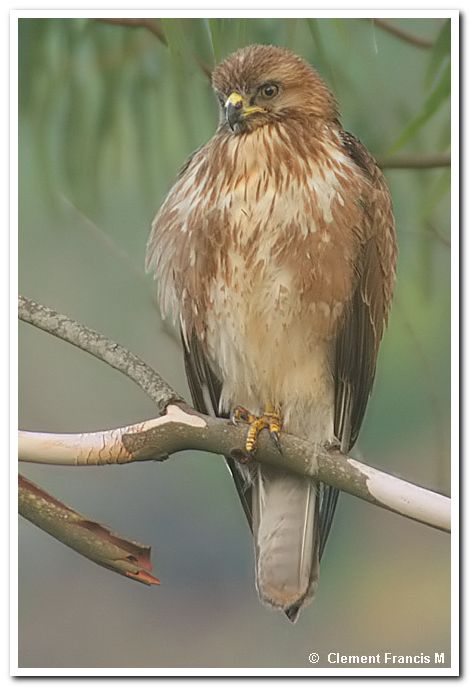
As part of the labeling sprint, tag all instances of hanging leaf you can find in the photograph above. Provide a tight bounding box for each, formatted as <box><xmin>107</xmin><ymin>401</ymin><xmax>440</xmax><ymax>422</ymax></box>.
<box><xmin>159</xmin><ymin>18</ymin><xmax>187</xmax><ymax>64</ymax></box>
<box><xmin>426</xmin><ymin>19</ymin><xmax>451</xmax><ymax>88</ymax></box>
<box><xmin>389</xmin><ymin>61</ymin><xmax>450</xmax><ymax>152</ymax></box>
<box><xmin>207</xmin><ymin>18</ymin><xmax>223</xmax><ymax>63</ymax></box>
<box><xmin>419</xmin><ymin>169</ymin><xmax>451</xmax><ymax>224</ymax></box>
<box><xmin>234</xmin><ymin>18</ymin><xmax>248</xmax><ymax>50</ymax></box>
<box><xmin>305</xmin><ymin>18</ymin><xmax>337</xmax><ymax>90</ymax></box>
<box><xmin>182</xmin><ymin>18</ymin><xmax>215</xmax><ymax>70</ymax></box>
<box><xmin>284</xmin><ymin>18</ymin><xmax>299</xmax><ymax>49</ymax></box>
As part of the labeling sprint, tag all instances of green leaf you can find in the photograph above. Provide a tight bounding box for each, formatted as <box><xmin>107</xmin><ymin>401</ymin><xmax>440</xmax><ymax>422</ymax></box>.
<box><xmin>419</xmin><ymin>169</ymin><xmax>451</xmax><ymax>223</ymax></box>
<box><xmin>159</xmin><ymin>18</ymin><xmax>186</xmax><ymax>62</ymax></box>
<box><xmin>234</xmin><ymin>18</ymin><xmax>248</xmax><ymax>49</ymax></box>
<box><xmin>305</xmin><ymin>18</ymin><xmax>337</xmax><ymax>90</ymax></box>
<box><xmin>426</xmin><ymin>19</ymin><xmax>451</xmax><ymax>88</ymax></box>
<box><xmin>206</xmin><ymin>18</ymin><xmax>248</xmax><ymax>61</ymax></box>
<box><xmin>183</xmin><ymin>18</ymin><xmax>215</xmax><ymax>68</ymax></box>
<box><xmin>207</xmin><ymin>18</ymin><xmax>223</xmax><ymax>63</ymax></box>
<box><xmin>390</xmin><ymin>61</ymin><xmax>450</xmax><ymax>152</ymax></box>
<box><xmin>418</xmin><ymin>217</ymin><xmax>433</xmax><ymax>299</ymax></box>
<box><xmin>284</xmin><ymin>19</ymin><xmax>299</xmax><ymax>48</ymax></box>
<box><xmin>72</xmin><ymin>17</ymin><xmax>89</xmax><ymax>34</ymax></box>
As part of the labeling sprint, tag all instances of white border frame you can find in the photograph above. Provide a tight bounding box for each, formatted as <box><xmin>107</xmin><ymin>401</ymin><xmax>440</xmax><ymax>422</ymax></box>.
<box><xmin>10</xmin><ymin>8</ymin><xmax>460</xmax><ymax>678</ymax></box>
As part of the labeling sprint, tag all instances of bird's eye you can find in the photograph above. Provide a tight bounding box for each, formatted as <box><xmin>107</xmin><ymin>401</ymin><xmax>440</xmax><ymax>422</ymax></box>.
<box><xmin>259</xmin><ymin>83</ymin><xmax>279</xmax><ymax>99</ymax></box>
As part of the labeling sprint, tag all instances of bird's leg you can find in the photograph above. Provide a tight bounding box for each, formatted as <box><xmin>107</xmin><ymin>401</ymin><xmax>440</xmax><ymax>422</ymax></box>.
<box><xmin>231</xmin><ymin>403</ymin><xmax>283</xmax><ymax>454</ymax></box>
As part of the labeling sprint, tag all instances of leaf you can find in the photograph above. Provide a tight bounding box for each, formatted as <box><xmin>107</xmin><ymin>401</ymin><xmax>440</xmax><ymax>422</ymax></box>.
<box><xmin>182</xmin><ymin>18</ymin><xmax>215</xmax><ymax>69</ymax></box>
<box><xmin>207</xmin><ymin>18</ymin><xmax>249</xmax><ymax>61</ymax></box>
<box><xmin>305</xmin><ymin>18</ymin><xmax>337</xmax><ymax>90</ymax></box>
<box><xmin>207</xmin><ymin>18</ymin><xmax>223</xmax><ymax>63</ymax></box>
<box><xmin>426</xmin><ymin>19</ymin><xmax>451</xmax><ymax>88</ymax></box>
<box><xmin>159</xmin><ymin>18</ymin><xmax>186</xmax><ymax>62</ymax></box>
<box><xmin>419</xmin><ymin>169</ymin><xmax>451</xmax><ymax>223</ymax></box>
<box><xmin>72</xmin><ymin>17</ymin><xmax>89</xmax><ymax>34</ymax></box>
<box><xmin>389</xmin><ymin>61</ymin><xmax>450</xmax><ymax>152</ymax></box>
<box><xmin>234</xmin><ymin>18</ymin><xmax>248</xmax><ymax>49</ymax></box>
<box><xmin>284</xmin><ymin>18</ymin><xmax>299</xmax><ymax>48</ymax></box>
<box><xmin>418</xmin><ymin>217</ymin><xmax>433</xmax><ymax>299</ymax></box>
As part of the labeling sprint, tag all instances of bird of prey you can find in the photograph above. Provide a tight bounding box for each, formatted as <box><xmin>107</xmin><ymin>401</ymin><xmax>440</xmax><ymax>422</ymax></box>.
<box><xmin>146</xmin><ymin>44</ymin><xmax>397</xmax><ymax>621</ymax></box>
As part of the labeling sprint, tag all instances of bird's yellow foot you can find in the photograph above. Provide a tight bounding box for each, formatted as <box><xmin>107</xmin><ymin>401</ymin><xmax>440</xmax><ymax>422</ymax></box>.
<box><xmin>231</xmin><ymin>404</ymin><xmax>283</xmax><ymax>455</ymax></box>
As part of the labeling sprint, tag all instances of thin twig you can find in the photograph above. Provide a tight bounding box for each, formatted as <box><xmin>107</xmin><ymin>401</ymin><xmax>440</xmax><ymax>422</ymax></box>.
<box><xmin>427</xmin><ymin>222</ymin><xmax>451</xmax><ymax>248</ymax></box>
<box><xmin>96</xmin><ymin>17</ymin><xmax>167</xmax><ymax>45</ymax></box>
<box><xmin>95</xmin><ymin>17</ymin><xmax>213</xmax><ymax>80</ymax></box>
<box><xmin>18</xmin><ymin>295</ymin><xmax>182</xmax><ymax>414</ymax></box>
<box><xmin>58</xmin><ymin>196</ymin><xmax>183</xmax><ymax>351</ymax></box>
<box><xmin>368</xmin><ymin>18</ymin><xmax>434</xmax><ymax>49</ymax></box>
<box><xmin>378</xmin><ymin>153</ymin><xmax>451</xmax><ymax>170</ymax></box>
<box><xmin>59</xmin><ymin>194</ymin><xmax>149</xmax><ymax>288</ymax></box>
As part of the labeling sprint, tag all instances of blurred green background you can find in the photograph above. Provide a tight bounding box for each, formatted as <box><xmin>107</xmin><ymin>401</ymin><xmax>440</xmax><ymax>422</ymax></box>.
<box><xmin>18</xmin><ymin>17</ymin><xmax>451</xmax><ymax>669</ymax></box>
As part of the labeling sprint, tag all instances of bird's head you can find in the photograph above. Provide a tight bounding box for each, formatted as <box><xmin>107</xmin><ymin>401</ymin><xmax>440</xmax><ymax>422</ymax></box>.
<box><xmin>211</xmin><ymin>44</ymin><xmax>339</xmax><ymax>134</ymax></box>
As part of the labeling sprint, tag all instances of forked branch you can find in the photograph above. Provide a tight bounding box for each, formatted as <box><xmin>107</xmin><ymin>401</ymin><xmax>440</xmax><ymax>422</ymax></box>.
<box><xmin>18</xmin><ymin>295</ymin><xmax>451</xmax><ymax>534</ymax></box>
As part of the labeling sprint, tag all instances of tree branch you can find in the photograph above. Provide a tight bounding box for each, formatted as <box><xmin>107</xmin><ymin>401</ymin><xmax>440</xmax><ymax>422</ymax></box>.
<box><xmin>94</xmin><ymin>18</ymin><xmax>449</xmax><ymax>173</ymax></box>
<box><xmin>368</xmin><ymin>18</ymin><xmax>434</xmax><ymax>49</ymax></box>
<box><xmin>19</xmin><ymin>404</ymin><xmax>451</xmax><ymax>534</ymax></box>
<box><xmin>18</xmin><ymin>295</ymin><xmax>182</xmax><ymax>414</ymax></box>
<box><xmin>19</xmin><ymin>475</ymin><xmax>160</xmax><ymax>585</ymax></box>
<box><xmin>96</xmin><ymin>17</ymin><xmax>168</xmax><ymax>45</ymax></box>
<box><xmin>19</xmin><ymin>295</ymin><xmax>450</xmax><ymax>533</ymax></box>
<box><xmin>378</xmin><ymin>153</ymin><xmax>451</xmax><ymax>170</ymax></box>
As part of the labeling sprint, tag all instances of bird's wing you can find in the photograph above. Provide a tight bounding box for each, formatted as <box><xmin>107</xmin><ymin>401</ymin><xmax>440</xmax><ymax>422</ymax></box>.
<box><xmin>334</xmin><ymin>131</ymin><xmax>397</xmax><ymax>453</ymax></box>
<box><xmin>317</xmin><ymin>132</ymin><xmax>396</xmax><ymax>556</ymax></box>
<box><xmin>317</xmin><ymin>482</ymin><xmax>340</xmax><ymax>559</ymax></box>
<box><xmin>182</xmin><ymin>330</ymin><xmax>253</xmax><ymax>527</ymax></box>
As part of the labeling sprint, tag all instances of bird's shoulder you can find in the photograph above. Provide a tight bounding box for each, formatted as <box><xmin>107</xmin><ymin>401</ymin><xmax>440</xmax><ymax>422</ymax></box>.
<box><xmin>175</xmin><ymin>144</ymin><xmax>207</xmax><ymax>181</ymax></box>
<box><xmin>336</xmin><ymin>129</ymin><xmax>392</xmax><ymax>208</ymax></box>
<box><xmin>337</xmin><ymin>130</ymin><xmax>377</xmax><ymax>177</ymax></box>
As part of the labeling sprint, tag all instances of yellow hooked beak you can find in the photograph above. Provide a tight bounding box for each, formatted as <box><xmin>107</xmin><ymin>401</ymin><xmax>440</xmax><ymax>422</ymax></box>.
<box><xmin>225</xmin><ymin>92</ymin><xmax>266</xmax><ymax>129</ymax></box>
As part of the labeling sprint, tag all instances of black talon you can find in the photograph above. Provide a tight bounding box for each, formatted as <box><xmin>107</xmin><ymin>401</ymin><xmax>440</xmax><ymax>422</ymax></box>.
<box><xmin>269</xmin><ymin>430</ymin><xmax>283</xmax><ymax>454</ymax></box>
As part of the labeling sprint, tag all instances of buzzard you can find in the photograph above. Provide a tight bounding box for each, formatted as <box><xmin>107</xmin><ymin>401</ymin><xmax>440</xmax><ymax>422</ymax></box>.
<box><xmin>146</xmin><ymin>44</ymin><xmax>397</xmax><ymax>621</ymax></box>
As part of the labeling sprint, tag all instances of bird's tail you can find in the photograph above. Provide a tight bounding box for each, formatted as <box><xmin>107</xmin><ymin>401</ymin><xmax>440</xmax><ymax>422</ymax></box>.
<box><xmin>252</xmin><ymin>464</ymin><xmax>320</xmax><ymax>622</ymax></box>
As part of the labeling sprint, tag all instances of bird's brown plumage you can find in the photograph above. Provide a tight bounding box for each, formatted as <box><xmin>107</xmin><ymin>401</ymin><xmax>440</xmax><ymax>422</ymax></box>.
<box><xmin>146</xmin><ymin>44</ymin><xmax>397</xmax><ymax>621</ymax></box>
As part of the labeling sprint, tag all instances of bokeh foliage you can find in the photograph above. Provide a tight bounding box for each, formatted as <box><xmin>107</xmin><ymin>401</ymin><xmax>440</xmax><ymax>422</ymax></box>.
<box><xmin>18</xmin><ymin>17</ymin><xmax>451</xmax><ymax>669</ymax></box>
<box><xmin>19</xmin><ymin>18</ymin><xmax>450</xmax><ymax>212</ymax></box>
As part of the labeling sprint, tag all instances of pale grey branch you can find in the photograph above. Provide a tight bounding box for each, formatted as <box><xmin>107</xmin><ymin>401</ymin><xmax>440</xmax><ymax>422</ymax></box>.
<box><xmin>19</xmin><ymin>405</ymin><xmax>451</xmax><ymax>534</ymax></box>
<box><xmin>18</xmin><ymin>295</ymin><xmax>182</xmax><ymax>414</ymax></box>
<box><xmin>18</xmin><ymin>296</ymin><xmax>450</xmax><ymax>534</ymax></box>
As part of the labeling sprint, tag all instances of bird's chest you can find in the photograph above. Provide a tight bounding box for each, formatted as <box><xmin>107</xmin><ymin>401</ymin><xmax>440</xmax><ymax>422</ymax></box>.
<box><xmin>175</xmin><ymin>132</ymin><xmax>360</xmax><ymax>368</ymax></box>
<box><xmin>204</xmin><ymin>166</ymin><xmax>346</xmax><ymax>334</ymax></box>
